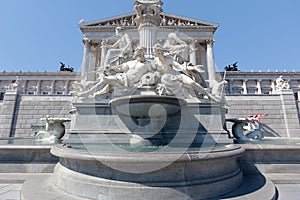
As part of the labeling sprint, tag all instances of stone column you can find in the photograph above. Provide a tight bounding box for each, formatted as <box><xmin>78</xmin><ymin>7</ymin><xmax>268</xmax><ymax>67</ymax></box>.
<box><xmin>256</xmin><ymin>79</ymin><xmax>262</xmax><ymax>94</ymax></box>
<box><xmin>206</xmin><ymin>40</ymin><xmax>216</xmax><ymax>87</ymax></box>
<box><xmin>134</xmin><ymin>0</ymin><xmax>162</xmax><ymax>58</ymax></box>
<box><xmin>36</xmin><ymin>80</ymin><xmax>41</xmax><ymax>95</ymax></box>
<box><xmin>189</xmin><ymin>40</ymin><xmax>198</xmax><ymax>66</ymax></box>
<box><xmin>51</xmin><ymin>80</ymin><xmax>56</xmax><ymax>95</ymax></box>
<box><xmin>65</xmin><ymin>81</ymin><xmax>69</xmax><ymax>95</ymax></box>
<box><xmin>88</xmin><ymin>44</ymin><xmax>97</xmax><ymax>81</ymax></box>
<box><xmin>81</xmin><ymin>40</ymin><xmax>91</xmax><ymax>81</ymax></box>
<box><xmin>242</xmin><ymin>79</ymin><xmax>248</xmax><ymax>94</ymax></box>
<box><xmin>22</xmin><ymin>80</ymin><xmax>27</xmax><ymax>94</ymax></box>
<box><xmin>199</xmin><ymin>43</ymin><xmax>208</xmax><ymax>81</ymax></box>
<box><xmin>100</xmin><ymin>40</ymin><xmax>108</xmax><ymax>68</ymax></box>
<box><xmin>271</xmin><ymin>79</ymin><xmax>276</xmax><ymax>94</ymax></box>
<box><xmin>228</xmin><ymin>79</ymin><xmax>233</xmax><ymax>94</ymax></box>
<box><xmin>138</xmin><ymin>26</ymin><xmax>158</xmax><ymax>58</ymax></box>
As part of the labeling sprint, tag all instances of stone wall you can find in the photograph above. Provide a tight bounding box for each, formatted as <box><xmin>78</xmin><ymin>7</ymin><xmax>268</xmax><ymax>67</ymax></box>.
<box><xmin>10</xmin><ymin>95</ymin><xmax>73</xmax><ymax>137</ymax></box>
<box><xmin>0</xmin><ymin>90</ymin><xmax>299</xmax><ymax>138</ymax></box>
<box><xmin>225</xmin><ymin>90</ymin><xmax>300</xmax><ymax>138</ymax></box>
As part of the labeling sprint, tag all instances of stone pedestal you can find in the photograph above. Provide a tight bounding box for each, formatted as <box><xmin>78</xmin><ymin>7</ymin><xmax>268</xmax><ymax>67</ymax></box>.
<box><xmin>66</xmin><ymin>96</ymin><xmax>228</xmax><ymax>146</ymax></box>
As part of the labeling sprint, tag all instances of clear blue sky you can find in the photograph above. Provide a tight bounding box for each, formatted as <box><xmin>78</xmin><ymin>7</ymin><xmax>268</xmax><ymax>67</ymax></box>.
<box><xmin>0</xmin><ymin>0</ymin><xmax>299</xmax><ymax>73</ymax></box>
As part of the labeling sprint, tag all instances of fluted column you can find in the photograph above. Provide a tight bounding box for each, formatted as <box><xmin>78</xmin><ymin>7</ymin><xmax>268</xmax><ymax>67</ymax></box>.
<box><xmin>134</xmin><ymin>0</ymin><xmax>162</xmax><ymax>58</ymax></box>
<box><xmin>138</xmin><ymin>25</ymin><xmax>158</xmax><ymax>58</ymax></box>
<box><xmin>206</xmin><ymin>40</ymin><xmax>216</xmax><ymax>87</ymax></box>
<box><xmin>81</xmin><ymin>40</ymin><xmax>90</xmax><ymax>81</ymax></box>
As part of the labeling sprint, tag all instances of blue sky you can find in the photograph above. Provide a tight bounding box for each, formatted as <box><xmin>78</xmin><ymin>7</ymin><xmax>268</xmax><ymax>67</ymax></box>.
<box><xmin>0</xmin><ymin>0</ymin><xmax>299</xmax><ymax>72</ymax></box>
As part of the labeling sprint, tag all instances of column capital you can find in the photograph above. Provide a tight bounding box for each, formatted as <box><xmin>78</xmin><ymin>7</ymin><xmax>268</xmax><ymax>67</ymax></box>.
<box><xmin>189</xmin><ymin>40</ymin><xmax>198</xmax><ymax>52</ymax></box>
<box><xmin>206</xmin><ymin>39</ymin><xmax>215</xmax><ymax>47</ymax></box>
<box><xmin>83</xmin><ymin>39</ymin><xmax>91</xmax><ymax>47</ymax></box>
<box><xmin>90</xmin><ymin>45</ymin><xmax>97</xmax><ymax>53</ymax></box>
<box><xmin>101</xmin><ymin>39</ymin><xmax>108</xmax><ymax>47</ymax></box>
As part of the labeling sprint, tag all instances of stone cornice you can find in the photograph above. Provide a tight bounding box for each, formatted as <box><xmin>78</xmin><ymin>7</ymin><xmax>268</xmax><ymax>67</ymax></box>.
<box><xmin>0</xmin><ymin>71</ymin><xmax>80</xmax><ymax>77</ymax></box>
<box><xmin>79</xmin><ymin>12</ymin><xmax>218</xmax><ymax>32</ymax></box>
<box><xmin>219</xmin><ymin>71</ymin><xmax>300</xmax><ymax>76</ymax></box>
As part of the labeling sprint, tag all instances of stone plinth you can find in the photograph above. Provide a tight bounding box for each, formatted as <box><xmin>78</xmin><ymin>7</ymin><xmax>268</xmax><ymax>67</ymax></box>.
<box><xmin>66</xmin><ymin>96</ymin><xmax>228</xmax><ymax>146</ymax></box>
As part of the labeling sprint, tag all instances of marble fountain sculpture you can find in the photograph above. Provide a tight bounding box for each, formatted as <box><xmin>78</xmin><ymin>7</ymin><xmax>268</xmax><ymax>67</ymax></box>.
<box><xmin>22</xmin><ymin>1</ymin><xmax>251</xmax><ymax>199</ymax></box>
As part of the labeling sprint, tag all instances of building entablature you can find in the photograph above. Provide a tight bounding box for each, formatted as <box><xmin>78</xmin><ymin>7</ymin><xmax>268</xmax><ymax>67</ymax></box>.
<box><xmin>79</xmin><ymin>12</ymin><xmax>217</xmax><ymax>44</ymax></box>
<box><xmin>79</xmin><ymin>12</ymin><xmax>218</xmax><ymax>30</ymax></box>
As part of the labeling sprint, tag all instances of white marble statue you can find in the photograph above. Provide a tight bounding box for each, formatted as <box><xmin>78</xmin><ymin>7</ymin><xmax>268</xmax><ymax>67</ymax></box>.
<box><xmin>275</xmin><ymin>75</ymin><xmax>290</xmax><ymax>91</ymax></box>
<box><xmin>9</xmin><ymin>76</ymin><xmax>22</xmax><ymax>90</ymax></box>
<box><xmin>104</xmin><ymin>27</ymin><xmax>133</xmax><ymax>67</ymax></box>
<box><xmin>207</xmin><ymin>79</ymin><xmax>228</xmax><ymax>98</ymax></box>
<box><xmin>77</xmin><ymin>48</ymin><xmax>152</xmax><ymax>97</ymax></box>
<box><xmin>163</xmin><ymin>32</ymin><xmax>190</xmax><ymax>63</ymax></box>
<box><xmin>34</xmin><ymin>115</ymin><xmax>71</xmax><ymax>143</ymax></box>
<box><xmin>152</xmin><ymin>44</ymin><xmax>219</xmax><ymax>101</ymax></box>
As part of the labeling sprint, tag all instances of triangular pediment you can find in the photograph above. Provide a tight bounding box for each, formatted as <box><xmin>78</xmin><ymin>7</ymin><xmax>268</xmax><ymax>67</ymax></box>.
<box><xmin>79</xmin><ymin>12</ymin><xmax>218</xmax><ymax>30</ymax></box>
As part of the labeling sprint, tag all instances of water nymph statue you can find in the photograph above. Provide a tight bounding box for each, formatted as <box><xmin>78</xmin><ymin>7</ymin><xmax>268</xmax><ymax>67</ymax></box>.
<box><xmin>152</xmin><ymin>44</ymin><xmax>219</xmax><ymax>101</ymax></box>
<box><xmin>77</xmin><ymin>48</ymin><xmax>152</xmax><ymax>98</ymax></box>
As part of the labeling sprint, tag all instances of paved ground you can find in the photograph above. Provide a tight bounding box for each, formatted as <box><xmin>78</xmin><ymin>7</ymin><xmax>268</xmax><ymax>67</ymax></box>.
<box><xmin>0</xmin><ymin>174</ymin><xmax>300</xmax><ymax>200</ymax></box>
<box><xmin>277</xmin><ymin>184</ymin><xmax>300</xmax><ymax>200</ymax></box>
<box><xmin>0</xmin><ymin>184</ymin><xmax>22</xmax><ymax>200</ymax></box>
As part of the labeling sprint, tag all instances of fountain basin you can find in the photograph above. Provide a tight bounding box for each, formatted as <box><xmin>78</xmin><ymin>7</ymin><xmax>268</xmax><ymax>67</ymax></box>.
<box><xmin>50</xmin><ymin>144</ymin><xmax>244</xmax><ymax>200</ymax></box>
<box><xmin>0</xmin><ymin>138</ymin><xmax>58</xmax><ymax>173</ymax></box>
<box><xmin>110</xmin><ymin>95</ymin><xmax>186</xmax><ymax>117</ymax></box>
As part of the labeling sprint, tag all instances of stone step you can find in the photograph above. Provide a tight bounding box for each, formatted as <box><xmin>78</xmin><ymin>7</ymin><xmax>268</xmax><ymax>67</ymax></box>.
<box><xmin>266</xmin><ymin>173</ymin><xmax>300</xmax><ymax>184</ymax></box>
